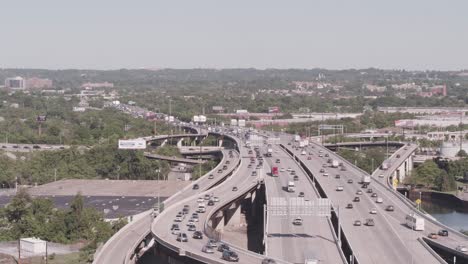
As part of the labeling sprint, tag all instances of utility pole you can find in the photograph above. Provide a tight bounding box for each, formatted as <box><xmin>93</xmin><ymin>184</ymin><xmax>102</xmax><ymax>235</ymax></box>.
<box><xmin>54</xmin><ymin>168</ymin><xmax>57</xmax><ymax>182</ymax></box>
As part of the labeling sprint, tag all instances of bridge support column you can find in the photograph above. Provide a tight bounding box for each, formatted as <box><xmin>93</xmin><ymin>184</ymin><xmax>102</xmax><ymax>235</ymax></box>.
<box><xmin>177</xmin><ymin>138</ymin><xmax>184</xmax><ymax>147</ymax></box>
<box><xmin>218</xmin><ymin>139</ymin><xmax>223</xmax><ymax>147</ymax></box>
<box><xmin>161</xmin><ymin>139</ymin><xmax>168</xmax><ymax>147</ymax></box>
<box><xmin>225</xmin><ymin>202</ymin><xmax>242</xmax><ymax>228</ymax></box>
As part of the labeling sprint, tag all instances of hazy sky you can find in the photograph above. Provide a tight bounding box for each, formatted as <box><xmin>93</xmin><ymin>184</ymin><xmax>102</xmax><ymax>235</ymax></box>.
<box><xmin>1</xmin><ymin>0</ymin><xmax>467</xmax><ymax>70</ymax></box>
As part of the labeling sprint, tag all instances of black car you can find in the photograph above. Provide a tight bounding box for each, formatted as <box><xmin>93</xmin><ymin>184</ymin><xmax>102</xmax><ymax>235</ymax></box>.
<box><xmin>193</xmin><ymin>184</ymin><xmax>199</xmax><ymax>190</ymax></box>
<box><xmin>438</xmin><ymin>229</ymin><xmax>449</xmax><ymax>236</ymax></box>
<box><xmin>192</xmin><ymin>231</ymin><xmax>203</xmax><ymax>239</ymax></box>
<box><xmin>232</xmin><ymin>186</ymin><xmax>238</xmax><ymax>191</ymax></box>
<box><xmin>217</xmin><ymin>243</ymin><xmax>230</xmax><ymax>252</ymax></box>
<box><xmin>222</xmin><ymin>250</ymin><xmax>239</xmax><ymax>262</ymax></box>
<box><xmin>298</xmin><ymin>192</ymin><xmax>305</xmax><ymax>198</ymax></box>
<box><xmin>346</xmin><ymin>203</ymin><xmax>353</xmax><ymax>209</ymax></box>
<box><xmin>353</xmin><ymin>197</ymin><xmax>360</xmax><ymax>202</ymax></box>
<box><xmin>207</xmin><ymin>200</ymin><xmax>215</xmax><ymax>206</ymax></box>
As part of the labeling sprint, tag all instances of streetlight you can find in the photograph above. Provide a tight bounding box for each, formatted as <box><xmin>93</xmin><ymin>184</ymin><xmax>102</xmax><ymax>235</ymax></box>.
<box><xmin>156</xmin><ymin>169</ymin><xmax>161</xmax><ymax>211</ymax></box>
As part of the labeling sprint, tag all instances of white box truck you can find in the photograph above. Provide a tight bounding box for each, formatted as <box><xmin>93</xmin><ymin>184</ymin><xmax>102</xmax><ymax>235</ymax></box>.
<box><xmin>331</xmin><ymin>160</ymin><xmax>339</xmax><ymax>168</ymax></box>
<box><xmin>361</xmin><ymin>175</ymin><xmax>371</xmax><ymax>184</ymax></box>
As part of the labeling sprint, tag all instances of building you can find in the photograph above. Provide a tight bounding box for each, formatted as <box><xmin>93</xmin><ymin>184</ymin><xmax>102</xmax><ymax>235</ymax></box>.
<box><xmin>212</xmin><ymin>106</ymin><xmax>224</xmax><ymax>113</ymax></box>
<box><xmin>5</xmin><ymin>76</ymin><xmax>25</xmax><ymax>90</ymax></box>
<box><xmin>25</xmin><ymin>77</ymin><xmax>53</xmax><ymax>89</ymax></box>
<box><xmin>81</xmin><ymin>82</ymin><xmax>114</xmax><ymax>89</ymax></box>
<box><xmin>20</xmin><ymin>237</ymin><xmax>47</xmax><ymax>254</ymax></box>
<box><xmin>440</xmin><ymin>141</ymin><xmax>468</xmax><ymax>157</ymax></box>
<box><xmin>364</xmin><ymin>84</ymin><xmax>386</xmax><ymax>92</ymax></box>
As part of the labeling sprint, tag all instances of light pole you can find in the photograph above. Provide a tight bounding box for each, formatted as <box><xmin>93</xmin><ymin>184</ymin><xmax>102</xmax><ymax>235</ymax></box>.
<box><xmin>419</xmin><ymin>191</ymin><xmax>422</xmax><ymax>211</ymax></box>
<box><xmin>156</xmin><ymin>169</ymin><xmax>161</xmax><ymax>210</ymax></box>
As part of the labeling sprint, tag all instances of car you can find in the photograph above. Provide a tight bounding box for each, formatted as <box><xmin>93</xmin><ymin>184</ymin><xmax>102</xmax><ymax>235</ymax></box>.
<box><xmin>396</xmin><ymin>154</ymin><xmax>401</xmax><ymax>158</ymax></box>
<box><xmin>371</xmin><ymin>193</ymin><xmax>378</xmax><ymax>198</ymax></box>
<box><xmin>346</xmin><ymin>203</ymin><xmax>354</xmax><ymax>209</ymax></box>
<box><xmin>365</xmin><ymin>219</ymin><xmax>375</xmax><ymax>226</ymax></box>
<box><xmin>307</xmin><ymin>156</ymin><xmax>312</xmax><ymax>160</ymax></box>
<box><xmin>187</xmin><ymin>218</ymin><xmax>195</xmax><ymax>225</ymax></box>
<box><xmin>276</xmin><ymin>159</ymin><xmax>280</xmax><ymax>163</ymax></box>
<box><xmin>217</xmin><ymin>243</ymin><xmax>230</xmax><ymax>252</ymax></box>
<box><xmin>188</xmin><ymin>224</ymin><xmax>196</xmax><ymax>231</ymax></box>
<box><xmin>336</xmin><ymin>186</ymin><xmax>344</xmax><ymax>191</ymax></box>
<box><xmin>248</xmin><ymin>164</ymin><xmax>252</xmax><ymax>168</ymax></box>
<box><xmin>370</xmin><ymin>208</ymin><xmax>377</xmax><ymax>214</ymax></box>
<box><xmin>232</xmin><ymin>186</ymin><xmax>238</xmax><ymax>191</ymax></box>
<box><xmin>456</xmin><ymin>245</ymin><xmax>468</xmax><ymax>252</ymax></box>
<box><xmin>171</xmin><ymin>226</ymin><xmax>181</xmax><ymax>235</ymax></box>
<box><xmin>386</xmin><ymin>205</ymin><xmax>394</xmax><ymax>212</ymax></box>
<box><xmin>208</xmin><ymin>174</ymin><xmax>214</xmax><ymax>179</ymax></box>
<box><xmin>293</xmin><ymin>175</ymin><xmax>299</xmax><ymax>181</ymax></box>
<box><xmin>319</xmin><ymin>169</ymin><xmax>325</xmax><ymax>173</ymax></box>
<box><xmin>367</xmin><ymin>189</ymin><xmax>373</xmax><ymax>193</ymax></box>
<box><xmin>354</xmin><ymin>220</ymin><xmax>362</xmax><ymax>226</ymax></box>
<box><xmin>376</xmin><ymin>197</ymin><xmax>383</xmax><ymax>203</ymax></box>
<box><xmin>207</xmin><ymin>239</ymin><xmax>217</xmax><ymax>248</ymax></box>
<box><xmin>438</xmin><ymin>229</ymin><xmax>449</xmax><ymax>237</ymax></box>
<box><xmin>341</xmin><ymin>166</ymin><xmax>347</xmax><ymax>171</ymax></box>
<box><xmin>318</xmin><ymin>154</ymin><xmax>323</xmax><ymax>157</ymax></box>
<box><xmin>222</xmin><ymin>250</ymin><xmax>239</xmax><ymax>262</ymax></box>
<box><xmin>193</xmin><ymin>184</ymin><xmax>199</xmax><ymax>190</ymax></box>
<box><xmin>322</xmin><ymin>163</ymin><xmax>327</xmax><ymax>167</ymax></box>
<box><xmin>208</xmin><ymin>200</ymin><xmax>215</xmax><ymax>206</ymax></box>
<box><xmin>325</xmin><ymin>154</ymin><xmax>329</xmax><ymax>157</ymax></box>
<box><xmin>356</xmin><ymin>190</ymin><xmax>363</xmax><ymax>195</ymax></box>
<box><xmin>193</xmin><ymin>231</ymin><xmax>203</xmax><ymax>239</ymax></box>
<box><xmin>217</xmin><ymin>169</ymin><xmax>223</xmax><ymax>173</ymax></box>
<box><xmin>287</xmin><ymin>142</ymin><xmax>291</xmax><ymax>145</ymax></box>
<box><xmin>175</xmin><ymin>216</ymin><xmax>183</xmax><ymax>222</ymax></box>
<box><xmin>298</xmin><ymin>192</ymin><xmax>305</xmax><ymax>197</ymax></box>
<box><xmin>176</xmin><ymin>233</ymin><xmax>188</xmax><ymax>242</ymax></box>
<box><xmin>213</xmin><ymin>197</ymin><xmax>220</xmax><ymax>202</ymax></box>
<box><xmin>202</xmin><ymin>245</ymin><xmax>215</xmax><ymax>253</ymax></box>
<box><xmin>361</xmin><ymin>183</ymin><xmax>368</xmax><ymax>189</ymax></box>
<box><xmin>378</xmin><ymin>174</ymin><xmax>384</xmax><ymax>178</ymax></box>
<box><xmin>428</xmin><ymin>233</ymin><xmax>438</xmax><ymax>239</ymax></box>
<box><xmin>262</xmin><ymin>258</ymin><xmax>277</xmax><ymax>264</ymax></box>
<box><xmin>335</xmin><ymin>174</ymin><xmax>341</xmax><ymax>179</ymax></box>
<box><xmin>197</xmin><ymin>197</ymin><xmax>204</xmax><ymax>203</ymax></box>
<box><xmin>323</xmin><ymin>173</ymin><xmax>329</xmax><ymax>177</ymax></box>
<box><xmin>32</xmin><ymin>145</ymin><xmax>40</xmax><ymax>149</ymax></box>
<box><xmin>280</xmin><ymin>168</ymin><xmax>286</xmax><ymax>172</ymax></box>
<box><xmin>348</xmin><ymin>179</ymin><xmax>353</xmax><ymax>184</ymax></box>
<box><xmin>292</xmin><ymin>217</ymin><xmax>303</xmax><ymax>226</ymax></box>
<box><xmin>287</xmin><ymin>168</ymin><xmax>292</xmax><ymax>172</ymax></box>
<box><xmin>251</xmin><ymin>171</ymin><xmax>257</xmax><ymax>176</ymax></box>
<box><xmin>171</xmin><ymin>223</ymin><xmax>179</xmax><ymax>230</ymax></box>
<box><xmin>353</xmin><ymin>197</ymin><xmax>360</xmax><ymax>202</ymax></box>
<box><xmin>204</xmin><ymin>194</ymin><xmax>211</xmax><ymax>200</ymax></box>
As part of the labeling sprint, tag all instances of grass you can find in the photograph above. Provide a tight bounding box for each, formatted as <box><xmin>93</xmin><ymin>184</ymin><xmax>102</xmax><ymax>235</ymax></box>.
<box><xmin>22</xmin><ymin>252</ymin><xmax>83</xmax><ymax>264</ymax></box>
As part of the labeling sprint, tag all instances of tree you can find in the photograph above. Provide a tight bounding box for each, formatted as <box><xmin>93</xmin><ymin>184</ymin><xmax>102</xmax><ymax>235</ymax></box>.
<box><xmin>456</xmin><ymin>149</ymin><xmax>468</xmax><ymax>158</ymax></box>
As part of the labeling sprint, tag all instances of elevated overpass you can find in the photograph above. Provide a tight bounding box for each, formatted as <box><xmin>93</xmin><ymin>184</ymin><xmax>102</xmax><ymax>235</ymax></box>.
<box><xmin>93</xmin><ymin>129</ymin><xmax>238</xmax><ymax>264</ymax></box>
<box><xmin>143</xmin><ymin>152</ymin><xmax>206</xmax><ymax>165</ymax></box>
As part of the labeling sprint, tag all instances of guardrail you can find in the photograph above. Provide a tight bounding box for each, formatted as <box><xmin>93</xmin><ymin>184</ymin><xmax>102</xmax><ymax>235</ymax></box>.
<box><xmin>417</xmin><ymin>238</ymin><xmax>448</xmax><ymax>264</ymax></box>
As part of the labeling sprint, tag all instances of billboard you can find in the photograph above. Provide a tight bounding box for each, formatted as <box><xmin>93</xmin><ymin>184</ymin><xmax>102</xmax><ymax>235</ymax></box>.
<box><xmin>118</xmin><ymin>139</ymin><xmax>146</xmax><ymax>150</ymax></box>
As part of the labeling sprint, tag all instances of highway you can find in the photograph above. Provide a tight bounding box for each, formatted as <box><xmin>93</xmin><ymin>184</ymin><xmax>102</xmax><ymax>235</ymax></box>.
<box><xmin>372</xmin><ymin>143</ymin><xmax>468</xmax><ymax>260</ymax></box>
<box><xmin>282</xmin><ymin>138</ymin><xmax>441</xmax><ymax>264</ymax></box>
<box><xmin>263</xmin><ymin>143</ymin><xmax>345</xmax><ymax>263</ymax></box>
<box><xmin>151</xmin><ymin>132</ymin><xmax>276</xmax><ymax>263</ymax></box>
<box><xmin>93</xmin><ymin>148</ymin><xmax>239</xmax><ymax>264</ymax></box>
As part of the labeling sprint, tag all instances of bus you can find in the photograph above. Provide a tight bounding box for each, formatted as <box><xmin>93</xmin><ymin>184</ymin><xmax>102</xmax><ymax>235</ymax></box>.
<box><xmin>405</xmin><ymin>213</ymin><xmax>425</xmax><ymax>231</ymax></box>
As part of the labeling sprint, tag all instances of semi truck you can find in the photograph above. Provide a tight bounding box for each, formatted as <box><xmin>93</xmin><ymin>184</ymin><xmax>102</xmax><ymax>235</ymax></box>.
<box><xmin>271</xmin><ymin>167</ymin><xmax>279</xmax><ymax>177</ymax></box>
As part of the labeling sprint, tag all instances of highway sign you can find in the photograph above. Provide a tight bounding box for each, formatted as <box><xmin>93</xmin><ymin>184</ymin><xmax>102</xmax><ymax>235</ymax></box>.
<box><xmin>118</xmin><ymin>139</ymin><xmax>146</xmax><ymax>150</ymax></box>
<box><xmin>267</xmin><ymin>197</ymin><xmax>331</xmax><ymax>217</ymax></box>
<box><xmin>415</xmin><ymin>199</ymin><xmax>421</xmax><ymax>205</ymax></box>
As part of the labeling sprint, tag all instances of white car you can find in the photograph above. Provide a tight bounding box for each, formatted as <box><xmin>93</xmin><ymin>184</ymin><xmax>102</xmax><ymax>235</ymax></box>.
<box><xmin>197</xmin><ymin>197</ymin><xmax>204</xmax><ymax>203</ymax></box>
<box><xmin>376</xmin><ymin>197</ymin><xmax>383</xmax><ymax>203</ymax></box>
<box><xmin>287</xmin><ymin>168</ymin><xmax>292</xmax><ymax>172</ymax></box>
<box><xmin>336</xmin><ymin>186</ymin><xmax>344</xmax><ymax>191</ymax></box>
<box><xmin>280</xmin><ymin>168</ymin><xmax>286</xmax><ymax>172</ymax></box>
<box><xmin>456</xmin><ymin>245</ymin><xmax>468</xmax><ymax>252</ymax></box>
<box><xmin>213</xmin><ymin>197</ymin><xmax>220</xmax><ymax>202</ymax></box>
<box><xmin>379</xmin><ymin>174</ymin><xmax>384</xmax><ymax>178</ymax></box>
<box><xmin>370</xmin><ymin>208</ymin><xmax>377</xmax><ymax>214</ymax></box>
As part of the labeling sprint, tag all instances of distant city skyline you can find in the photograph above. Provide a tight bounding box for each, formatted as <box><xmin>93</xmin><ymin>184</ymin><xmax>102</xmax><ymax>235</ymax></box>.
<box><xmin>1</xmin><ymin>0</ymin><xmax>467</xmax><ymax>70</ymax></box>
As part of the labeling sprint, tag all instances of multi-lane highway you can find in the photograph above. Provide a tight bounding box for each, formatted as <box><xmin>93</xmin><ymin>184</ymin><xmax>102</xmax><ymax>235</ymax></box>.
<box><xmin>263</xmin><ymin>144</ymin><xmax>345</xmax><ymax>263</ymax></box>
<box><xmin>93</xmin><ymin>148</ymin><xmax>239</xmax><ymax>264</ymax></box>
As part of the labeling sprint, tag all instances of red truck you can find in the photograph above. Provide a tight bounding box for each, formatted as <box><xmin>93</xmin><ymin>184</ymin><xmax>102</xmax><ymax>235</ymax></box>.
<box><xmin>271</xmin><ymin>167</ymin><xmax>279</xmax><ymax>177</ymax></box>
